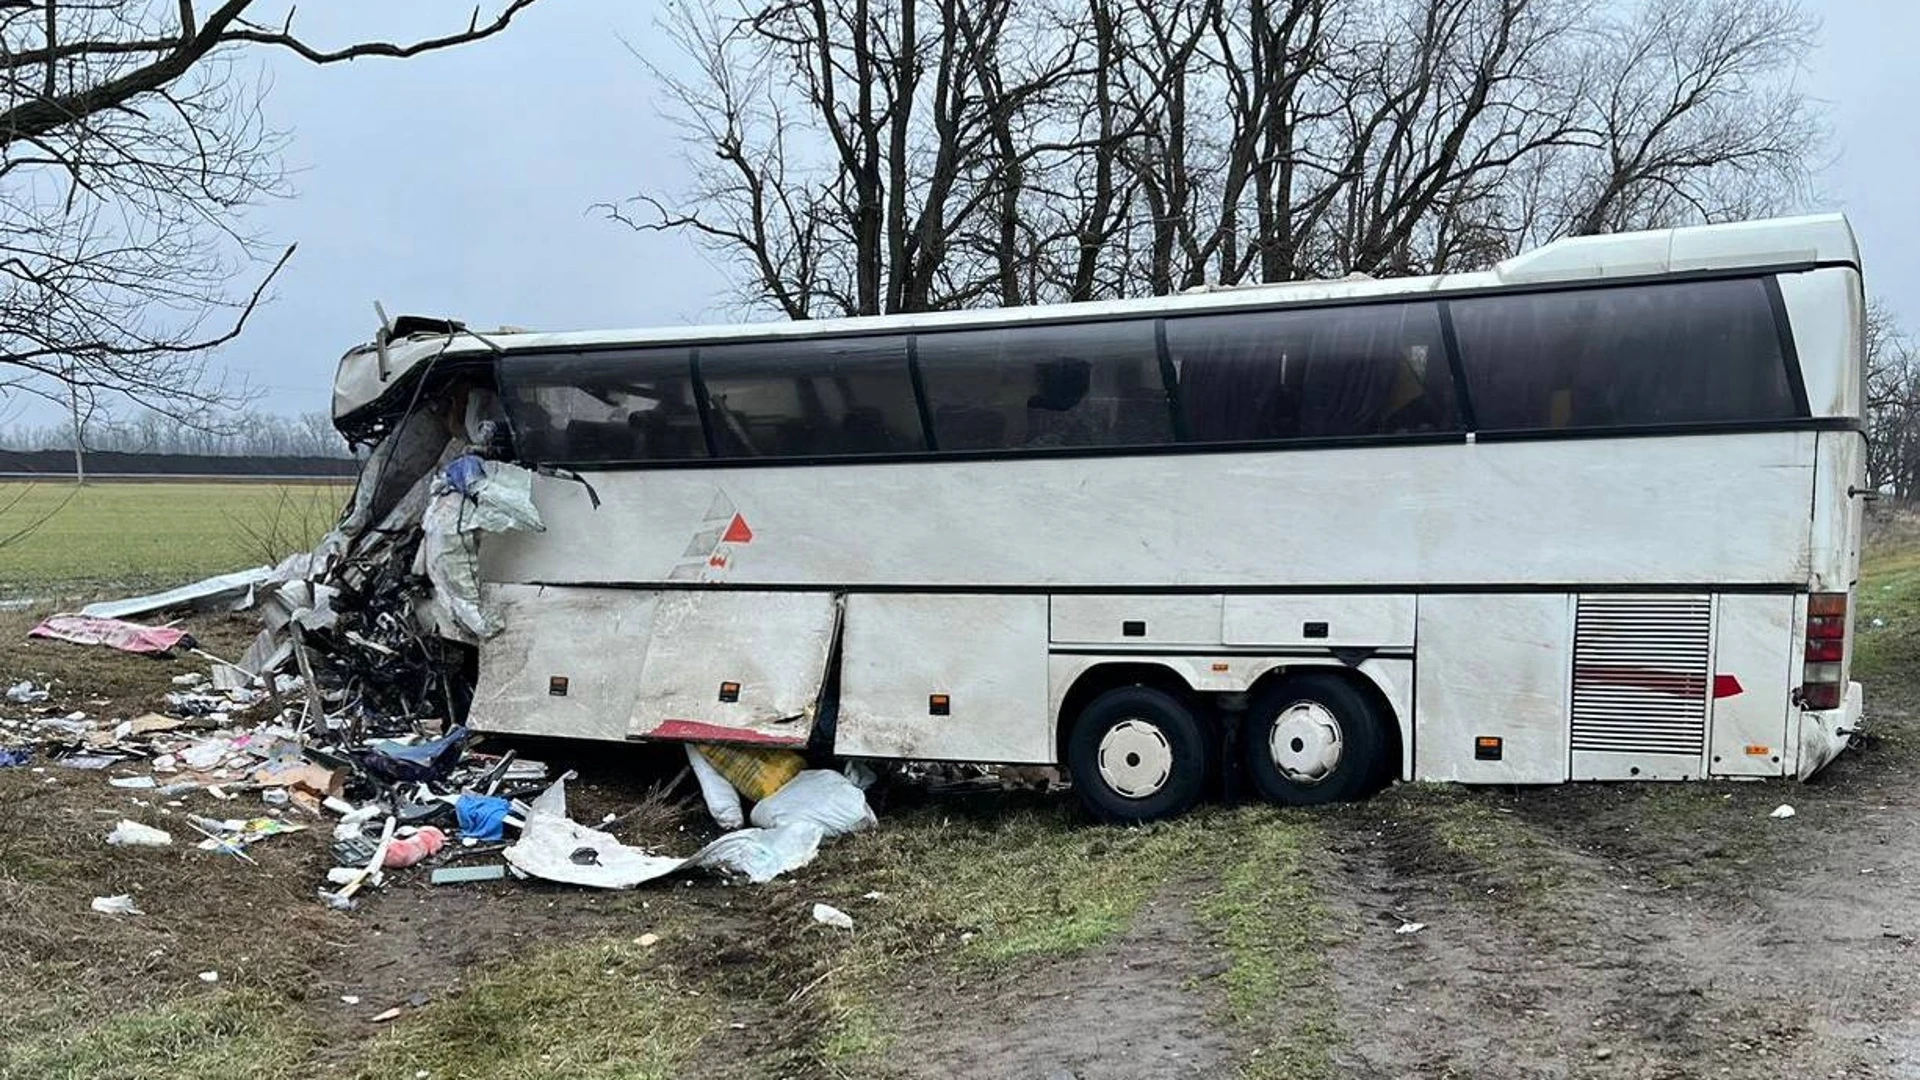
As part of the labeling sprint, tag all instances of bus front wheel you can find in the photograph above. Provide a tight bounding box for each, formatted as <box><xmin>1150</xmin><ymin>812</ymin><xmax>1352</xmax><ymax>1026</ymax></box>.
<box><xmin>1066</xmin><ymin>685</ymin><xmax>1212</xmax><ymax>823</ymax></box>
<box><xmin>1241</xmin><ymin>673</ymin><xmax>1388</xmax><ymax>806</ymax></box>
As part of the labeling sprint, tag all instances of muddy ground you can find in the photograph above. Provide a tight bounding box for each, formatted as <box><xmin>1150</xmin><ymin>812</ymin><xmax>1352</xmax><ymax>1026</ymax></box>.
<box><xmin>3</xmin><ymin>587</ymin><xmax>1918</xmax><ymax>1078</ymax></box>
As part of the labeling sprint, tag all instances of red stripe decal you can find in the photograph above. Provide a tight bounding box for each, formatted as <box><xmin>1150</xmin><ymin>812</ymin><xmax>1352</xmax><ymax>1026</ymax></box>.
<box><xmin>647</xmin><ymin>719</ymin><xmax>804</xmax><ymax>746</ymax></box>
<box><xmin>1713</xmin><ymin>674</ymin><xmax>1744</xmax><ymax>699</ymax></box>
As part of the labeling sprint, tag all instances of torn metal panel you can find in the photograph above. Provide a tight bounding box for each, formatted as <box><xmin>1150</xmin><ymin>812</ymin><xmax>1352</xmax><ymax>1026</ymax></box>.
<box><xmin>80</xmin><ymin>566</ymin><xmax>275</xmax><ymax>620</ymax></box>
<box><xmin>468</xmin><ymin>584</ymin><xmax>660</xmax><ymax>743</ymax></box>
<box><xmin>627</xmin><ymin>590</ymin><xmax>839</xmax><ymax>748</ymax></box>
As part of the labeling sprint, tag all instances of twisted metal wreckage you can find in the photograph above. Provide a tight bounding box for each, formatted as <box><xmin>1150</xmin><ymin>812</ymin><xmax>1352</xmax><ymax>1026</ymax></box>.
<box><xmin>61</xmin><ymin>329</ymin><xmax>883</xmax><ymax>898</ymax></box>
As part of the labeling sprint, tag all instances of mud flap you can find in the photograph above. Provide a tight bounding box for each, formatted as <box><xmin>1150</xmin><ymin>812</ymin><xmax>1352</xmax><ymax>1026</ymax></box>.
<box><xmin>627</xmin><ymin>591</ymin><xmax>841</xmax><ymax>748</ymax></box>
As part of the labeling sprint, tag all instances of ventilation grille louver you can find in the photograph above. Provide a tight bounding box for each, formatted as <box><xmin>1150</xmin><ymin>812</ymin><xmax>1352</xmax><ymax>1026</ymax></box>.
<box><xmin>1571</xmin><ymin>595</ymin><xmax>1711</xmax><ymax>756</ymax></box>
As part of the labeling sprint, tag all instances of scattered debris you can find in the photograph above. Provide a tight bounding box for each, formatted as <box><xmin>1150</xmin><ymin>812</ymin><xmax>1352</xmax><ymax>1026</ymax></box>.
<box><xmin>1396</xmin><ymin>921</ymin><xmax>1427</xmax><ymax>935</ymax></box>
<box><xmin>106</xmin><ymin>820</ymin><xmax>172</xmax><ymax>847</ymax></box>
<box><xmin>638</xmin><ymin>932</ymin><xmax>660</xmax><ymax>947</ymax></box>
<box><xmin>1770</xmin><ymin>804</ymin><xmax>1797</xmax><ymax>819</ymax></box>
<box><xmin>198</xmin><ymin>971</ymin><xmax>219</xmax><ymax>984</ymax></box>
<box><xmin>28</xmin><ymin>613</ymin><xmax>193</xmax><ymax>656</ymax></box>
<box><xmin>429</xmin><ymin>863</ymin><xmax>507</xmax><ymax>885</ymax></box>
<box><xmin>6</xmin><ymin>680</ymin><xmax>48</xmax><ymax>704</ymax></box>
<box><xmin>369</xmin><ymin>1007</ymin><xmax>403</xmax><ymax>1024</ymax></box>
<box><xmin>812</xmin><ymin>903</ymin><xmax>855</xmax><ymax>931</ymax></box>
<box><xmin>90</xmin><ymin>894</ymin><xmax>144</xmax><ymax>916</ymax></box>
<box><xmin>382</xmin><ymin>826</ymin><xmax>447</xmax><ymax>869</ymax></box>
<box><xmin>81</xmin><ymin>566</ymin><xmax>277</xmax><ymax>621</ymax></box>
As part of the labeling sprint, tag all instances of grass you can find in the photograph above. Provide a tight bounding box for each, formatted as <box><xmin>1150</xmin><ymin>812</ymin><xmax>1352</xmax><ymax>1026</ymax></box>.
<box><xmin>0</xmin><ymin>480</ymin><xmax>346</xmax><ymax>599</ymax></box>
<box><xmin>352</xmin><ymin>938</ymin><xmax>716</xmax><ymax>1080</ymax></box>
<box><xmin>0</xmin><ymin>990</ymin><xmax>313</xmax><ymax>1080</ymax></box>
<box><xmin>1854</xmin><ymin>544</ymin><xmax>1920</xmax><ymax>682</ymax></box>
<box><xmin>1194</xmin><ymin>809</ymin><xmax>1339</xmax><ymax>1080</ymax></box>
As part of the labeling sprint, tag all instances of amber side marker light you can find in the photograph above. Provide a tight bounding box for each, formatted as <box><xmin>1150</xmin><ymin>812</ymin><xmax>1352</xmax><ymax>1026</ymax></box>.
<box><xmin>1474</xmin><ymin>736</ymin><xmax>1503</xmax><ymax>761</ymax></box>
<box><xmin>929</xmin><ymin>694</ymin><xmax>951</xmax><ymax>716</ymax></box>
<box><xmin>718</xmin><ymin>681</ymin><xmax>741</xmax><ymax>703</ymax></box>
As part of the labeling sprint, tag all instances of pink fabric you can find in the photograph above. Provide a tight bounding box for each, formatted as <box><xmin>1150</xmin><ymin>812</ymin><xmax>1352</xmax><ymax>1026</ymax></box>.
<box><xmin>28</xmin><ymin>614</ymin><xmax>191</xmax><ymax>655</ymax></box>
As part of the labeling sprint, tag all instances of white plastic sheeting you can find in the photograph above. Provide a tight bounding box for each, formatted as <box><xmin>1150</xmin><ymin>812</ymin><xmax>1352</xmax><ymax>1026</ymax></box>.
<box><xmin>418</xmin><ymin>459</ymin><xmax>546</xmax><ymax>641</ymax></box>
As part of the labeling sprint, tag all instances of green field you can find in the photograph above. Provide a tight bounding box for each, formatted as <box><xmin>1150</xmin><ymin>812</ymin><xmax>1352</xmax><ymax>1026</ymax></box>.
<box><xmin>0</xmin><ymin>481</ymin><xmax>347</xmax><ymax>599</ymax></box>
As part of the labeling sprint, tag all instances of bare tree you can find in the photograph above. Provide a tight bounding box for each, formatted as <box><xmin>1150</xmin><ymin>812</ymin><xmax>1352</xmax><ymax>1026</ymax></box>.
<box><xmin>619</xmin><ymin>0</ymin><xmax>1823</xmax><ymax>314</ymax></box>
<box><xmin>0</xmin><ymin>1</ymin><xmax>546</xmax><ymax>425</ymax></box>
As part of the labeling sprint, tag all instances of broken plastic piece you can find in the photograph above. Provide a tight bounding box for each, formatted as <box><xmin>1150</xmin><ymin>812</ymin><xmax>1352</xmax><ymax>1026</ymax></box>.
<box><xmin>91</xmin><ymin>894</ymin><xmax>143</xmax><ymax>916</ymax></box>
<box><xmin>106</xmin><ymin>820</ymin><xmax>172</xmax><ymax>847</ymax></box>
<box><xmin>812</xmin><ymin>903</ymin><xmax>854</xmax><ymax>931</ymax></box>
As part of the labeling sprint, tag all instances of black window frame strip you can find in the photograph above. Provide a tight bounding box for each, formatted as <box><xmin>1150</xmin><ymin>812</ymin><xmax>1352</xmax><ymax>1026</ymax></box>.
<box><xmin>905</xmin><ymin>335</ymin><xmax>938</xmax><ymax>452</ymax></box>
<box><xmin>1435</xmin><ymin>301</ymin><xmax>1476</xmax><ymax>432</ymax></box>
<box><xmin>688</xmin><ymin>346</ymin><xmax>720</xmax><ymax>459</ymax></box>
<box><xmin>1763</xmin><ymin>276</ymin><xmax>1813</xmax><ymax>416</ymax></box>
<box><xmin>1152</xmin><ymin>318</ymin><xmax>1189</xmax><ymax>442</ymax></box>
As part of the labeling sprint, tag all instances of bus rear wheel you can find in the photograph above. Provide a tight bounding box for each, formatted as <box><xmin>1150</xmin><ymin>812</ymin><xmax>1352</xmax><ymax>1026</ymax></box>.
<box><xmin>1066</xmin><ymin>685</ymin><xmax>1211</xmax><ymax>823</ymax></box>
<box><xmin>1242</xmin><ymin>672</ymin><xmax>1387</xmax><ymax>806</ymax></box>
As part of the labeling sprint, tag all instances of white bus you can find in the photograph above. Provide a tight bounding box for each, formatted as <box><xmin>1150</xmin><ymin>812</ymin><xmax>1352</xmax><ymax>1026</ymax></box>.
<box><xmin>333</xmin><ymin>213</ymin><xmax>1868</xmax><ymax>822</ymax></box>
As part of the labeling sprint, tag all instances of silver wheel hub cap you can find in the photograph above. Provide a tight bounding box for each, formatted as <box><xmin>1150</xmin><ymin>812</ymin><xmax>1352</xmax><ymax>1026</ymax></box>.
<box><xmin>1098</xmin><ymin>719</ymin><xmax>1174</xmax><ymax>799</ymax></box>
<box><xmin>1270</xmin><ymin>701</ymin><xmax>1343</xmax><ymax>784</ymax></box>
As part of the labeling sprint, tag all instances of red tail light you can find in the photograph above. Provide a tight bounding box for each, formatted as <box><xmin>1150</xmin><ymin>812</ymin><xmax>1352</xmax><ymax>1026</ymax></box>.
<box><xmin>1800</xmin><ymin>593</ymin><xmax>1848</xmax><ymax>711</ymax></box>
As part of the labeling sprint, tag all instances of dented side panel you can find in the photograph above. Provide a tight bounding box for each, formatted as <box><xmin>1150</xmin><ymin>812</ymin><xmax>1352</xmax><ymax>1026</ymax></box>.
<box><xmin>627</xmin><ymin>590</ymin><xmax>839</xmax><ymax>747</ymax></box>
<box><xmin>469</xmin><ymin>584</ymin><xmax>659</xmax><ymax>742</ymax></box>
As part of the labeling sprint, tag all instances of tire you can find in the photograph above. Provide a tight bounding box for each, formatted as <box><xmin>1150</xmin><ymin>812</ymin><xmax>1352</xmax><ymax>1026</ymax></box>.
<box><xmin>1066</xmin><ymin>685</ymin><xmax>1212</xmax><ymax>823</ymax></box>
<box><xmin>1241</xmin><ymin>672</ymin><xmax>1389</xmax><ymax>806</ymax></box>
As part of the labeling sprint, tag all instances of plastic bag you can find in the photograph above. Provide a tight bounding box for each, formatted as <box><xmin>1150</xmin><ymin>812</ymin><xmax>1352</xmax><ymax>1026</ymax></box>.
<box><xmin>686</xmin><ymin>745</ymin><xmax>745</xmax><ymax>829</ymax></box>
<box><xmin>692</xmin><ymin>822</ymin><xmax>826</xmax><ymax>884</ymax></box>
<box><xmin>751</xmin><ymin>770</ymin><xmax>877</xmax><ymax>838</ymax></box>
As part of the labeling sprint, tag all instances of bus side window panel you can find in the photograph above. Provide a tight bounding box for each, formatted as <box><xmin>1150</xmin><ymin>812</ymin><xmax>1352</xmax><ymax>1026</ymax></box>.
<box><xmin>919</xmin><ymin>321</ymin><xmax>1170</xmax><ymax>452</ymax></box>
<box><xmin>497</xmin><ymin>348</ymin><xmax>708</xmax><ymax>464</ymax></box>
<box><xmin>1164</xmin><ymin>309</ymin><xmax>1305</xmax><ymax>443</ymax></box>
<box><xmin>701</xmin><ymin>335</ymin><xmax>923</xmax><ymax>458</ymax></box>
<box><xmin>1295</xmin><ymin>303</ymin><xmax>1456</xmax><ymax>437</ymax></box>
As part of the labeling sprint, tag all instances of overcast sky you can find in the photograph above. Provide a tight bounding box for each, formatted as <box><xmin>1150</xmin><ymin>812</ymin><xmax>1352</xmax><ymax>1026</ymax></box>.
<box><xmin>5</xmin><ymin>0</ymin><xmax>1915</xmax><ymax>428</ymax></box>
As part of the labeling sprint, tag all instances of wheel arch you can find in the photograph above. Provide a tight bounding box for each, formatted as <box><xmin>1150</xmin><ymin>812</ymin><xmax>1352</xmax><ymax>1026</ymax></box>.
<box><xmin>1245</xmin><ymin>662</ymin><xmax>1406</xmax><ymax>786</ymax></box>
<box><xmin>1053</xmin><ymin>661</ymin><xmax>1198</xmax><ymax>766</ymax></box>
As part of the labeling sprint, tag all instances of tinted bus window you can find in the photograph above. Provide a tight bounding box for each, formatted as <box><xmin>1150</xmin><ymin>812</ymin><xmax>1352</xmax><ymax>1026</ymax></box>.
<box><xmin>701</xmin><ymin>336</ymin><xmax>924</xmax><ymax>457</ymax></box>
<box><xmin>1448</xmin><ymin>278</ymin><xmax>1797</xmax><ymax>431</ymax></box>
<box><xmin>918</xmin><ymin>320</ymin><xmax>1173</xmax><ymax>450</ymax></box>
<box><xmin>499</xmin><ymin>349</ymin><xmax>707</xmax><ymax>463</ymax></box>
<box><xmin>1167</xmin><ymin>302</ymin><xmax>1457</xmax><ymax>442</ymax></box>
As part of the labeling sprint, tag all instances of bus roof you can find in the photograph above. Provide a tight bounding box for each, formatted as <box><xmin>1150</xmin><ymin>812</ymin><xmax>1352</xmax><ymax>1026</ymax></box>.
<box><xmin>334</xmin><ymin>212</ymin><xmax>1859</xmax><ymax>424</ymax></box>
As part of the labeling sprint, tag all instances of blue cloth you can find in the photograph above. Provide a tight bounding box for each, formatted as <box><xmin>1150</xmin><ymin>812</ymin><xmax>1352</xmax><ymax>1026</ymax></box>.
<box><xmin>0</xmin><ymin>748</ymin><xmax>29</xmax><ymax>767</ymax></box>
<box><xmin>444</xmin><ymin>454</ymin><xmax>485</xmax><ymax>495</ymax></box>
<box><xmin>456</xmin><ymin>793</ymin><xmax>512</xmax><ymax>841</ymax></box>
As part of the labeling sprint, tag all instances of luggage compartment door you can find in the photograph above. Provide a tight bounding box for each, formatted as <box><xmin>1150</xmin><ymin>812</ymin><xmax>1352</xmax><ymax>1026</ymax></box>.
<box><xmin>837</xmin><ymin>594</ymin><xmax>1051</xmax><ymax>763</ymax></box>
<box><xmin>627</xmin><ymin>590</ymin><xmax>840</xmax><ymax>747</ymax></box>
<box><xmin>470</xmin><ymin>584</ymin><xmax>661</xmax><ymax>743</ymax></box>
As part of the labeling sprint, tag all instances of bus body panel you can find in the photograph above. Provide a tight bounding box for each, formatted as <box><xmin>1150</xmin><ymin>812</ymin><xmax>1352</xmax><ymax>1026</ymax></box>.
<box><xmin>624</xmin><ymin>590</ymin><xmax>837</xmax><ymax>747</ymax></box>
<box><xmin>1050</xmin><ymin>595</ymin><xmax>1225</xmax><ymax>646</ymax></box>
<box><xmin>837</xmin><ymin>593</ymin><xmax>1051</xmax><ymax>762</ymax></box>
<box><xmin>1412</xmin><ymin>593</ymin><xmax>1574</xmax><ymax>784</ymax></box>
<box><xmin>483</xmin><ymin>432</ymin><xmax>1817</xmax><ymax>591</ymax></box>
<box><xmin>1705</xmin><ymin>593</ymin><xmax>1797</xmax><ymax>777</ymax></box>
<box><xmin>1778</xmin><ymin>267</ymin><xmax>1864</xmax><ymax>419</ymax></box>
<box><xmin>1221</xmin><ymin>595</ymin><xmax>1415</xmax><ymax>648</ymax></box>
<box><xmin>471</xmin><ymin>584</ymin><xmax>658</xmax><ymax>743</ymax></box>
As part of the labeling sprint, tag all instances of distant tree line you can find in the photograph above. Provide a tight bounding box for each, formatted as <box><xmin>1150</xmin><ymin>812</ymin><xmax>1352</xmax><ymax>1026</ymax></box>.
<box><xmin>0</xmin><ymin>410</ymin><xmax>349</xmax><ymax>459</ymax></box>
<box><xmin>1869</xmin><ymin>307</ymin><xmax>1920</xmax><ymax>500</ymax></box>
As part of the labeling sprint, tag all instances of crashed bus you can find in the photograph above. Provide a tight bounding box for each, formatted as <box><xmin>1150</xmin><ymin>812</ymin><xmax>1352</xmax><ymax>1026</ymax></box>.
<box><xmin>328</xmin><ymin>212</ymin><xmax>1868</xmax><ymax>822</ymax></box>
